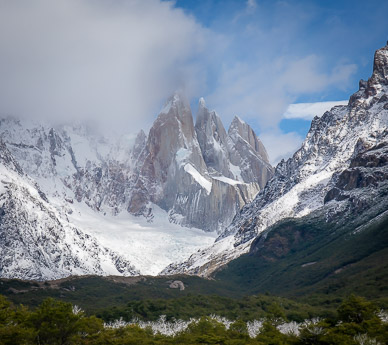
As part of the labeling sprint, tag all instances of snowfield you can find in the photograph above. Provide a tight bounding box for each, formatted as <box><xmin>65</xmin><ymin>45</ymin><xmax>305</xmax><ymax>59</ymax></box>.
<box><xmin>66</xmin><ymin>202</ymin><xmax>217</xmax><ymax>275</ymax></box>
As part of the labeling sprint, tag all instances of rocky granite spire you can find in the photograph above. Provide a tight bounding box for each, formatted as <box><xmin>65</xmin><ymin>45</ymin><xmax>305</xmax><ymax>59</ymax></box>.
<box><xmin>227</xmin><ymin>116</ymin><xmax>273</xmax><ymax>188</ymax></box>
<box><xmin>228</xmin><ymin>116</ymin><xmax>270</xmax><ymax>163</ymax></box>
<box><xmin>129</xmin><ymin>93</ymin><xmax>273</xmax><ymax>232</ymax></box>
<box><xmin>195</xmin><ymin>98</ymin><xmax>232</xmax><ymax>177</ymax></box>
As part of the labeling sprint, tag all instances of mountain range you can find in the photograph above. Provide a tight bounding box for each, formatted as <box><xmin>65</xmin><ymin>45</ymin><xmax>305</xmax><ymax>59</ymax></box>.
<box><xmin>0</xmin><ymin>90</ymin><xmax>272</xmax><ymax>279</ymax></box>
<box><xmin>0</xmin><ymin>42</ymin><xmax>387</xmax><ymax>283</ymax></box>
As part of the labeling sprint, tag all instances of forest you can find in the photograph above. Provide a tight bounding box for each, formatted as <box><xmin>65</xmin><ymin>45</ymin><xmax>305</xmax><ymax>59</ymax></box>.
<box><xmin>1</xmin><ymin>294</ymin><xmax>387</xmax><ymax>344</ymax></box>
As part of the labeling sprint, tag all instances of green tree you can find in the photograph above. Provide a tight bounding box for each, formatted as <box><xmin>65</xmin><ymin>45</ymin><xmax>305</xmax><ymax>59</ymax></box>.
<box><xmin>28</xmin><ymin>298</ymin><xmax>102</xmax><ymax>345</ymax></box>
<box><xmin>255</xmin><ymin>321</ymin><xmax>290</xmax><ymax>345</ymax></box>
<box><xmin>337</xmin><ymin>295</ymin><xmax>377</xmax><ymax>324</ymax></box>
<box><xmin>0</xmin><ymin>295</ymin><xmax>35</xmax><ymax>345</ymax></box>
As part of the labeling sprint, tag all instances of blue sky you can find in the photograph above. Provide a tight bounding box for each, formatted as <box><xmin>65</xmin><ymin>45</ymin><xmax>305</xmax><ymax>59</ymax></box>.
<box><xmin>0</xmin><ymin>0</ymin><xmax>387</xmax><ymax>163</ymax></box>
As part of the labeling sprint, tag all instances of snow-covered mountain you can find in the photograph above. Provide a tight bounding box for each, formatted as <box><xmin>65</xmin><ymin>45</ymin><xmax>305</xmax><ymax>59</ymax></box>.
<box><xmin>162</xmin><ymin>42</ymin><xmax>388</xmax><ymax>277</ymax></box>
<box><xmin>0</xmin><ymin>94</ymin><xmax>272</xmax><ymax>279</ymax></box>
<box><xmin>4</xmin><ymin>39</ymin><xmax>386</xmax><ymax>282</ymax></box>
<box><xmin>0</xmin><ymin>139</ymin><xmax>139</xmax><ymax>280</ymax></box>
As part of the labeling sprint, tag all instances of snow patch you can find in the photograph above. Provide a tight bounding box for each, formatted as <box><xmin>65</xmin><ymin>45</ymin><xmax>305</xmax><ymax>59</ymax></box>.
<box><xmin>229</xmin><ymin>162</ymin><xmax>243</xmax><ymax>181</ymax></box>
<box><xmin>175</xmin><ymin>148</ymin><xmax>191</xmax><ymax>166</ymax></box>
<box><xmin>184</xmin><ymin>163</ymin><xmax>212</xmax><ymax>194</ymax></box>
<box><xmin>212</xmin><ymin>175</ymin><xmax>242</xmax><ymax>186</ymax></box>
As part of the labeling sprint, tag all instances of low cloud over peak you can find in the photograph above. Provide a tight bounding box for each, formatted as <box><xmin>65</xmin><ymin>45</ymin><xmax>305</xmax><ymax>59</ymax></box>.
<box><xmin>0</xmin><ymin>0</ymin><xmax>211</xmax><ymax>132</ymax></box>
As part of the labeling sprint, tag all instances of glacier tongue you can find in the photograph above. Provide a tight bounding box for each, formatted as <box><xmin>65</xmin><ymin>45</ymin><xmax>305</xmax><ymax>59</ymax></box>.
<box><xmin>66</xmin><ymin>202</ymin><xmax>217</xmax><ymax>276</ymax></box>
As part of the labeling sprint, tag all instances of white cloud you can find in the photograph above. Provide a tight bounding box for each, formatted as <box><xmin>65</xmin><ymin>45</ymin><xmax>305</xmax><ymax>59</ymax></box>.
<box><xmin>260</xmin><ymin>130</ymin><xmax>304</xmax><ymax>165</ymax></box>
<box><xmin>0</xmin><ymin>0</ymin><xmax>213</xmax><ymax>132</ymax></box>
<box><xmin>283</xmin><ymin>100</ymin><xmax>348</xmax><ymax>120</ymax></box>
<box><xmin>0</xmin><ymin>0</ymin><xmax>360</xmax><ymax>163</ymax></box>
<box><xmin>206</xmin><ymin>55</ymin><xmax>356</xmax><ymax>130</ymax></box>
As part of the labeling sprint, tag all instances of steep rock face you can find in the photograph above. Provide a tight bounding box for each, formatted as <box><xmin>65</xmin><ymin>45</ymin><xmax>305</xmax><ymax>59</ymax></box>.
<box><xmin>227</xmin><ymin>116</ymin><xmax>273</xmax><ymax>188</ymax></box>
<box><xmin>194</xmin><ymin>100</ymin><xmax>273</xmax><ymax>189</ymax></box>
<box><xmin>0</xmin><ymin>140</ymin><xmax>139</xmax><ymax>280</ymax></box>
<box><xmin>195</xmin><ymin>98</ymin><xmax>231</xmax><ymax>177</ymax></box>
<box><xmin>324</xmin><ymin>139</ymin><xmax>388</xmax><ymax>206</ymax></box>
<box><xmin>130</xmin><ymin>93</ymin><xmax>208</xmax><ymax>213</ymax></box>
<box><xmin>129</xmin><ymin>94</ymin><xmax>272</xmax><ymax>232</ymax></box>
<box><xmin>228</xmin><ymin>116</ymin><xmax>269</xmax><ymax>161</ymax></box>
<box><xmin>162</xmin><ymin>43</ymin><xmax>388</xmax><ymax>276</ymax></box>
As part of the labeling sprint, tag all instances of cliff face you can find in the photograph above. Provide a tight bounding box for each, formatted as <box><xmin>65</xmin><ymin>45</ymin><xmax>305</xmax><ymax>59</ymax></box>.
<box><xmin>129</xmin><ymin>94</ymin><xmax>273</xmax><ymax>232</ymax></box>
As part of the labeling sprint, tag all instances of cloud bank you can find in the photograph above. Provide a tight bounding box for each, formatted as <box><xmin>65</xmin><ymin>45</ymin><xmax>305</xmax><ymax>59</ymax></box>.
<box><xmin>283</xmin><ymin>100</ymin><xmax>349</xmax><ymax>120</ymax></box>
<box><xmin>0</xmin><ymin>0</ymin><xmax>212</xmax><ymax>132</ymax></box>
<box><xmin>0</xmin><ymin>0</ymin><xmax>362</xmax><ymax>163</ymax></box>
<box><xmin>206</xmin><ymin>55</ymin><xmax>356</xmax><ymax>129</ymax></box>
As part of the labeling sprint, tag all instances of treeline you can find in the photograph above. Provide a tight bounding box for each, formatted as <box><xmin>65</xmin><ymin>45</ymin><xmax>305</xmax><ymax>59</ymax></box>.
<box><xmin>0</xmin><ymin>294</ymin><xmax>387</xmax><ymax>344</ymax></box>
<box><xmin>97</xmin><ymin>294</ymin><xmax>333</xmax><ymax>323</ymax></box>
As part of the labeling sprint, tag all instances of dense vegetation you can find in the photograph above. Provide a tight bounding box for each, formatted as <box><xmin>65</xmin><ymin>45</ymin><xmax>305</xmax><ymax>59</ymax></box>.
<box><xmin>97</xmin><ymin>294</ymin><xmax>333</xmax><ymax>323</ymax></box>
<box><xmin>0</xmin><ymin>275</ymin><xmax>241</xmax><ymax>312</ymax></box>
<box><xmin>1</xmin><ymin>294</ymin><xmax>387</xmax><ymax>344</ymax></box>
<box><xmin>216</xmin><ymin>207</ymin><xmax>388</xmax><ymax>302</ymax></box>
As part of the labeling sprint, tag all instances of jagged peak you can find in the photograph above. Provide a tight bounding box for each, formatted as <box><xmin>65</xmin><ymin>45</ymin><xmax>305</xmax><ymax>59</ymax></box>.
<box><xmin>372</xmin><ymin>42</ymin><xmax>388</xmax><ymax>83</ymax></box>
<box><xmin>228</xmin><ymin>116</ymin><xmax>248</xmax><ymax>136</ymax></box>
<box><xmin>195</xmin><ymin>98</ymin><xmax>223</xmax><ymax>129</ymax></box>
<box><xmin>228</xmin><ymin>116</ymin><xmax>270</xmax><ymax>163</ymax></box>
<box><xmin>160</xmin><ymin>91</ymin><xmax>190</xmax><ymax>115</ymax></box>
<box><xmin>195</xmin><ymin>97</ymin><xmax>209</xmax><ymax>123</ymax></box>
<box><xmin>136</xmin><ymin>129</ymin><xmax>146</xmax><ymax>139</ymax></box>
<box><xmin>349</xmin><ymin>43</ymin><xmax>388</xmax><ymax>106</ymax></box>
<box><xmin>198</xmin><ymin>97</ymin><xmax>206</xmax><ymax>108</ymax></box>
<box><xmin>234</xmin><ymin>115</ymin><xmax>245</xmax><ymax>123</ymax></box>
<box><xmin>134</xmin><ymin>129</ymin><xmax>147</xmax><ymax>147</ymax></box>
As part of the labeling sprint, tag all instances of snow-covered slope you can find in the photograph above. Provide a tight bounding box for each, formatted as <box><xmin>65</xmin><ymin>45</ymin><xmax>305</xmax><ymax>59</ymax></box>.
<box><xmin>67</xmin><ymin>203</ymin><xmax>217</xmax><ymax>276</ymax></box>
<box><xmin>0</xmin><ymin>140</ymin><xmax>139</xmax><ymax>280</ymax></box>
<box><xmin>162</xmin><ymin>42</ymin><xmax>388</xmax><ymax>276</ymax></box>
<box><xmin>0</xmin><ymin>92</ymin><xmax>271</xmax><ymax>279</ymax></box>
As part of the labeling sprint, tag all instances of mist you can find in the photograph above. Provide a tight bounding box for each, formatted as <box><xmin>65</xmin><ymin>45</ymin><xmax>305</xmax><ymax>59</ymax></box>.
<box><xmin>0</xmin><ymin>0</ymin><xmax>364</xmax><ymax>163</ymax></box>
<box><xmin>0</xmin><ymin>0</ymin><xmax>211</xmax><ymax>133</ymax></box>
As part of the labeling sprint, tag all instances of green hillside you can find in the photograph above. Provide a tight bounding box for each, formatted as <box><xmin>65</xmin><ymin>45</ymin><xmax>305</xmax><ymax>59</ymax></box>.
<box><xmin>215</xmin><ymin>208</ymin><xmax>388</xmax><ymax>307</ymax></box>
